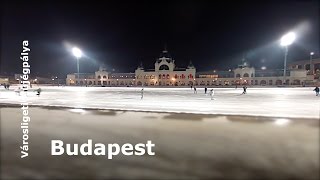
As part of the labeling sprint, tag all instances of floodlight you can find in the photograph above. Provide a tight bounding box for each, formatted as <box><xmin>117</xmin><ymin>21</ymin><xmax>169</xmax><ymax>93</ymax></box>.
<box><xmin>280</xmin><ymin>32</ymin><xmax>296</xmax><ymax>46</ymax></box>
<box><xmin>72</xmin><ymin>47</ymin><xmax>82</xmax><ymax>58</ymax></box>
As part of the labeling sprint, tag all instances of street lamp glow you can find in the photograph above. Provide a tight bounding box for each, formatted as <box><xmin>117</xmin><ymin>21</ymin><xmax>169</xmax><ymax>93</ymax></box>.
<box><xmin>72</xmin><ymin>47</ymin><xmax>82</xmax><ymax>58</ymax></box>
<box><xmin>280</xmin><ymin>32</ymin><xmax>296</xmax><ymax>46</ymax></box>
<box><xmin>310</xmin><ymin>52</ymin><xmax>315</xmax><ymax>74</ymax></box>
<box><xmin>72</xmin><ymin>47</ymin><xmax>82</xmax><ymax>86</ymax></box>
<box><xmin>280</xmin><ymin>32</ymin><xmax>296</xmax><ymax>85</ymax></box>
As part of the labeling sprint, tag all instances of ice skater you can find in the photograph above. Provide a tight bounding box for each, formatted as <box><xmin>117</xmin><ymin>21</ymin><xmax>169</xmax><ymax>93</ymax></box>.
<box><xmin>14</xmin><ymin>87</ymin><xmax>22</xmax><ymax>96</ymax></box>
<box><xmin>141</xmin><ymin>88</ymin><xmax>144</xmax><ymax>99</ymax></box>
<box><xmin>314</xmin><ymin>86</ymin><xmax>319</xmax><ymax>96</ymax></box>
<box><xmin>242</xmin><ymin>86</ymin><xmax>247</xmax><ymax>94</ymax></box>
<box><xmin>190</xmin><ymin>85</ymin><xmax>193</xmax><ymax>90</ymax></box>
<box><xmin>209</xmin><ymin>89</ymin><xmax>214</xmax><ymax>100</ymax></box>
<box><xmin>205</xmin><ymin>87</ymin><xmax>207</xmax><ymax>94</ymax></box>
<box><xmin>35</xmin><ymin>88</ymin><xmax>41</xmax><ymax>96</ymax></box>
<box><xmin>4</xmin><ymin>83</ymin><xmax>10</xmax><ymax>90</ymax></box>
<box><xmin>194</xmin><ymin>86</ymin><xmax>197</xmax><ymax>94</ymax></box>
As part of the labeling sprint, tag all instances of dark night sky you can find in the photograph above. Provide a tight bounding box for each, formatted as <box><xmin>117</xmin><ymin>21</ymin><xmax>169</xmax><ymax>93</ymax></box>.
<box><xmin>1</xmin><ymin>0</ymin><xmax>319</xmax><ymax>77</ymax></box>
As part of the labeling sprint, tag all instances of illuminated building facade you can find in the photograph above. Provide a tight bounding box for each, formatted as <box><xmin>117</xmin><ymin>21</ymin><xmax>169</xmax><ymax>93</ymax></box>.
<box><xmin>66</xmin><ymin>50</ymin><xmax>320</xmax><ymax>87</ymax></box>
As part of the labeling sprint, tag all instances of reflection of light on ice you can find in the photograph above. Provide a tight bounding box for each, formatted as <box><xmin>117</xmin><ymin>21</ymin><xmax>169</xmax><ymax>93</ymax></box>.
<box><xmin>69</xmin><ymin>108</ymin><xmax>86</xmax><ymax>114</ymax></box>
<box><xmin>274</xmin><ymin>118</ymin><xmax>290</xmax><ymax>126</ymax></box>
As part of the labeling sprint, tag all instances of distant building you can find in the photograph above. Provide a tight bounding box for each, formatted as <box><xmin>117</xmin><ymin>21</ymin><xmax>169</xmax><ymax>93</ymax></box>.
<box><xmin>0</xmin><ymin>76</ymin><xmax>9</xmax><ymax>84</ymax></box>
<box><xmin>66</xmin><ymin>49</ymin><xmax>320</xmax><ymax>87</ymax></box>
<box><xmin>66</xmin><ymin>66</ymin><xmax>136</xmax><ymax>86</ymax></box>
<box><xmin>135</xmin><ymin>49</ymin><xmax>196</xmax><ymax>86</ymax></box>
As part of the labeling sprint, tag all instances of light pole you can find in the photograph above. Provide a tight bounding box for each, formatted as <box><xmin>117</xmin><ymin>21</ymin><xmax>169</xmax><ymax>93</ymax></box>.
<box><xmin>280</xmin><ymin>32</ymin><xmax>296</xmax><ymax>85</ymax></box>
<box><xmin>310</xmin><ymin>52</ymin><xmax>314</xmax><ymax>75</ymax></box>
<box><xmin>72</xmin><ymin>47</ymin><xmax>82</xmax><ymax>86</ymax></box>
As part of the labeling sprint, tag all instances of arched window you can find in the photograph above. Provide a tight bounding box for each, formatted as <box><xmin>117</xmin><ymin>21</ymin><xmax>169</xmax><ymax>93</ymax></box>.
<box><xmin>97</xmin><ymin>75</ymin><xmax>101</xmax><ymax>79</ymax></box>
<box><xmin>260</xmin><ymin>80</ymin><xmax>267</xmax><ymax>85</ymax></box>
<box><xmin>276</xmin><ymin>80</ymin><xmax>282</xmax><ymax>85</ymax></box>
<box><xmin>159</xmin><ymin>74</ymin><xmax>161</xmax><ymax>79</ymax></box>
<box><xmin>236</xmin><ymin>74</ymin><xmax>241</xmax><ymax>78</ymax></box>
<box><xmin>166</xmin><ymin>74</ymin><xmax>170</xmax><ymax>79</ymax></box>
<box><xmin>243</xmin><ymin>73</ymin><xmax>249</xmax><ymax>77</ymax></box>
<box><xmin>103</xmin><ymin>75</ymin><xmax>107</xmax><ymax>79</ymax></box>
<box><xmin>175</xmin><ymin>74</ymin><xmax>178</xmax><ymax>79</ymax></box>
<box><xmin>159</xmin><ymin>65</ymin><xmax>169</xmax><ymax>70</ymax></box>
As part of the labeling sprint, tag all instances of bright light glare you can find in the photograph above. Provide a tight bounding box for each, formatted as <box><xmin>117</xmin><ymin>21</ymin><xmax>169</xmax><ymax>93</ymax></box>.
<box><xmin>69</xmin><ymin>108</ymin><xmax>87</xmax><ymax>114</ymax></box>
<box><xmin>274</xmin><ymin>118</ymin><xmax>290</xmax><ymax>126</ymax></box>
<box><xmin>72</xmin><ymin>47</ymin><xmax>82</xmax><ymax>58</ymax></box>
<box><xmin>310</xmin><ymin>52</ymin><xmax>314</xmax><ymax>55</ymax></box>
<box><xmin>280</xmin><ymin>32</ymin><xmax>296</xmax><ymax>46</ymax></box>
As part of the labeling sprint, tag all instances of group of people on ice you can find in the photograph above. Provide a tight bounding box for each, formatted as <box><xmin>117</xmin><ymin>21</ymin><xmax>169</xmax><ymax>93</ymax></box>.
<box><xmin>139</xmin><ymin>84</ymin><xmax>320</xmax><ymax>101</ymax></box>
<box><xmin>2</xmin><ymin>83</ymin><xmax>10</xmax><ymax>90</ymax></box>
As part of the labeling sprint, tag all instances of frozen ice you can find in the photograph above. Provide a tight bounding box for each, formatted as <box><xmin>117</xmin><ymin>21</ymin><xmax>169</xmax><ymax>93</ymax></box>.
<box><xmin>0</xmin><ymin>86</ymin><xmax>319</xmax><ymax>118</ymax></box>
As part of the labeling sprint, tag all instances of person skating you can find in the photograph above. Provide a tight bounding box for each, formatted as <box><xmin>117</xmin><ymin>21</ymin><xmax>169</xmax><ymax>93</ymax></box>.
<box><xmin>314</xmin><ymin>86</ymin><xmax>319</xmax><ymax>96</ymax></box>
<box><xmin>14</xmin><ymin>87</ymin><xmax>22</xmax><ymax>96</ymax></box>
<box><xmin>193</xmin><ymin>86</ymin><xmax>197</xmax><ymax>94</ymax></box>
<box><xmin>205</xmin><ymin>87</ymin><xmax>207</xmax><ymax>94</ymax></box>
<box><xmin>35</xmin><ymin>88</ymin><xmax>41</xmax><ymax>96</ymax></box>
<box><xmin>141</xmin><ymin>88</ymin><xmax>144</xmax><ymax>99</ymax></box>
<box><xmin>5</xmin><ymin>84</ymin><xmax>10</xmax><ymax>90</ymax></box>
<box><xmin>209</xmin><ymin>89</ymin><xmax>214</xmax><ymax>100</ymax></box>
<box><xmin>190</xmin><ymin>85</ymin><xmax>193</xmax><ymax>90</ymax></box>
<box><xmin>242</xmin><ymin>86</ymin><xmax>247</xmax><ymax>94</ymax></box>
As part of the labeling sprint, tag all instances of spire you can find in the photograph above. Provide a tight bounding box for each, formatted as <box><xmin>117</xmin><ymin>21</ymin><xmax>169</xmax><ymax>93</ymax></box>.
<box><xmin>242</xmin><ymin>52</ymin><xmax>246</xmax><ymax>63</ymax></box>
<box><xmin>137</xmin><ymin>61</ymin><xmax>144</xmax><ymax>70</ymax></box>
<box><xmin>239</xmin><ymin>52</ymin><xmax>249</xmax><ymax>68</ymax></box>
<box><xmin>163</xmin><ymin>43</ymin><xmax>168</xmax><ymax>53</ymax></box>
<box><xmin>99</xmin><ymin>65</ymin><xmax>107</xmax><ymax>71</ymax></box>
<box><xmin>159</xmin><ymin>44</ymin><xmax>171</xmax><ymax>59</ymax></box>
<box><xmin>188</xmin><ymin>60</ymin><xmax>195</xmax><ymax>69</ymax></box>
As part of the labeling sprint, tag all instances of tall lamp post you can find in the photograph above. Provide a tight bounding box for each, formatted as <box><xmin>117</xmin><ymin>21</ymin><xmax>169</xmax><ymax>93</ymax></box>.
<box><xmin>280</xmin><ymin>32</ymin><xmax>296</xmax><ymax>85</ymax></box>
<box><xmin>72</xmin><ymin>47</ymin><xmax>82</xmax><ymax>86</ymax></box>
<box><xmin>310</xmin><ymin>52</ymin><xmax>314</xmax><ymax>75</ymax></box>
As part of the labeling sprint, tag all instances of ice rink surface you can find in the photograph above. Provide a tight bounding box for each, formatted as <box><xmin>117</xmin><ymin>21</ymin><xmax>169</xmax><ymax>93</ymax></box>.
<box><xmin>0</xmin><ymin>86</ymin><xmax>319</xmax><ymax>118</ymax></box>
